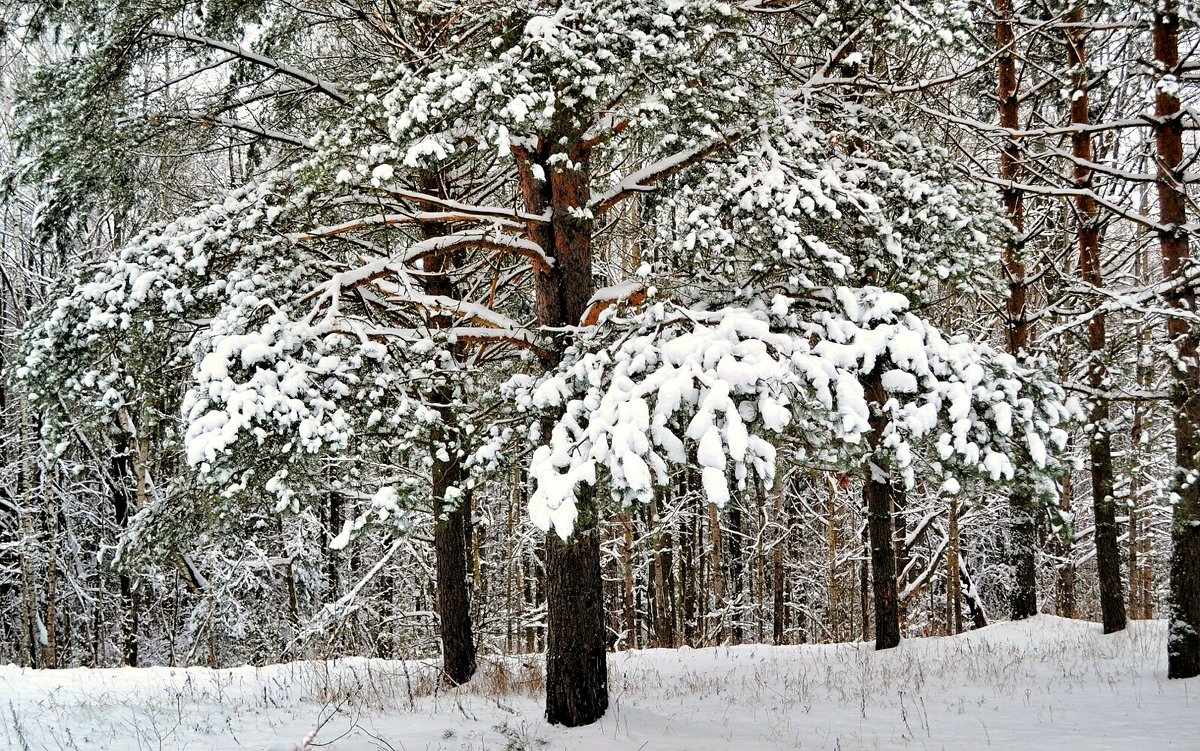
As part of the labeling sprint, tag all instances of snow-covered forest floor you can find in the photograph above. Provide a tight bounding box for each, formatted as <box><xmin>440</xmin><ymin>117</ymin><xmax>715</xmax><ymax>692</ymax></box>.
<box><xmin>2</xmin><ymin>616</ymin><xmax>1195</xmax><ymax>750</ymax></box>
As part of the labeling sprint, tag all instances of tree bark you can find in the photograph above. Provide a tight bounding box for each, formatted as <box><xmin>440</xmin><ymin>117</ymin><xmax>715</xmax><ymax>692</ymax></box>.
<box><xmin>433</xmin><ymin>453</ymin><xmax>476</xmax><ymax>685</ymax></box>
<box><xmin>418</xmin><ymin>192</ymin><xmax>478</xmax><ymax>686</ymax></box>
<box><xmin>947</xmin><ymin>498</ymin><xmax>963</xmax><ymax>634</ymax></box>
<box><xmin>707</xmin><ymin>502</ymin><xmax>726</xmax><ymax>642</ymax></box>
<box><xmin>1065</xmin><ymin>5</ymin><xmax>1125</xmax><ymax>634</ymax></box>
<box><xmin>111</xmin><ymin>438</ymin><xmax>138</xmax><ymax>667</ymax></box>
<box><xmin>863</xmin><ymin>369</ymin><xmax>900</xmax><ymax>650</ymax></box>
<box><xmin>519</xmin><ymin>133</ymin><xmax>608</xmax><ymax>724</ymax></box>
<box><xmin>997</xmin><ymin>0</ymin><xmax>1038</xmax><ymax>620</ymax></box>
<box><xmin>772</xmin><ymin>473</ymin><xmax>787</xmax><ymax>645</ymax></box>
<box><xmin>1152</xmin><ymin>0</ymin><xmax>1200</xmax><ymax>680</ymax></box>
<box><xmin>1054</xmin><ymin>466</ymin><xmax>1077</xmax><ymax>619</ymax></box>
<box><xmin>544</xmin><ymin>486</ymin><xmax>608</xmax><ymax>726</ymax></box>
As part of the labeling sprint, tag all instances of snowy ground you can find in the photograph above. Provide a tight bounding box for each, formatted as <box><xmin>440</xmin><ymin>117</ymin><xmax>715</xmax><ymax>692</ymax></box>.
<box><xmin>3</xmin><ymin>616</ymin><xmax>1197</xmax><ymax>750</ymax></box>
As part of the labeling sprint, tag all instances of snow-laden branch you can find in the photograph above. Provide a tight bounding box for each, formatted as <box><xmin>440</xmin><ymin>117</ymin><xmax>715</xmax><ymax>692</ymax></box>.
<box><xmin>149</xmin><ymin>29</ymin><xmax>349</xmax><ymax>105</ymax></box>
<box><xmin>505</xmin><ymin>289</ymin><xmax>1073</xmax><ymax>540</ymax></box>
<box><xmin>402</xmin><ymin>228</ymin><xmax>552</xmax><ymax>272</ymax></box>
<box><xmin>590</xmin><ymin>135</ymin><xmax>741</xmax><ymax>215</ymax></box>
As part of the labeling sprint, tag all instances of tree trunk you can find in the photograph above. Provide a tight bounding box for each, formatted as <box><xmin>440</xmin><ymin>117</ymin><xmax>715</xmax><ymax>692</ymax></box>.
<box><xmin>1055</xmin><ymin>467</ymin><xmax>1077</xmax><ymax>619</ymax></box>
<box><xmin>621</xmin><ymin>514</ymin><xmax>637</xmax><ymax>648</ymax></box>
<box><xmin>1066</xmin><ymin>6</ymin><xmax>1125</xmax><ymax>634</ymax></box>
<box><xmin>772</xmin><ymin>472</ymin><xmax>787</xmax><ymax>645</ymax></box>
<box><xmin>997</xmin><ymin>0</ymin><xmax>1037</xmax><ymax>621</ymax></box>
<box><xmin>863</xmin><ymin>370</ymin><xmax>900</xmax><ymax>650</ymax></box>
<box><xmin>111</xmin><ymin>439</ymin><xmax>138</xmax><ymax>667</ymax></box>
<box><xmin>433</xmin><ymin>455</ymin><xmax>476</xmax><ymax>685</ymax></box>
<box><xmin>1152</xmin><ymin>1</ymin><xmax>1200</xmax><ymax>680</ymax></box>
<box><xmin>728</xmin><ymin>500</ymin><xmax>745</xmax><ymax>645</ymax></box>
<box><xmin>947</xmin><ymin>497</ymin><xmax>963</xmax><ymax>635</ymax></box>
<box><xmin>519</xmin><ymin>132</ymin><xmax>608</xmax><ymax>724</ymax></box>
<box><xmin>545</xmin><ymin>486</ymin><xmax>608</xmax><ymax>726</ymax></box>
<box><xmin>419</xmin><ymin>193</ymin><xmax>478</xmax><ymax>686</ymax></box>
<box><xmin>707</xmin><ymin>502</ymin><xmax>726</xmax><ymax>642</ymax></box>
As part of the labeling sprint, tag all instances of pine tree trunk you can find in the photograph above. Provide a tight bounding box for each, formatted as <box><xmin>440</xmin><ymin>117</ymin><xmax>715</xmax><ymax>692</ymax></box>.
<box><xmin>680</xmin><ymin>498</ymin><xmax>697</xmax><ymax>646</ymax></box>
<box><xmin>433</xmin><ymin>455</ymin><xmax>476</xmax><ymax>685</ymax></box>
<box><xmin>1152</xmin><ymin>1</ymin><xmax>1200</xmax><ymax>680</ymax></box>
<box><xmin>707</xmin><ymin>503</ymin><xmax>726</xmax><ymax>642</ymax></box>
<box><xmin>860</xmin><ymin>520</ymin><xmax>871</xmax><ymax>643</ymax></box>
<box><xmin>1066</xmin><ymin>6</ymin><xmax>1125</xmax><ymax>634</ymax></box>
<box><xmin>111</xmin><ymin>439</ymin><xmax>138</xmax><ymax>667</ymax></box>
<box><xmin>772</xmin><ymin>473</ymin><xmax>787</xmax><ymax>645</ymax></box>
<box><xmin>728</xmin><ymin>500</ymin><xmax>745</xmax><ymax>645</ymax></box>
<box><xmin>947</xmin><ymin>498</ymin><xmax>963</xmax><ymax>634</ymax></box>
<box><xmin>1055</xmin><ymin>466</ymin><xmax>1077</xmax><ymax>619</ymax></box>
<box><xmin>419</xmin><ymin>195</ymin><xmax>478</xmax><ymax>686</ymax></box>
<box><xmin>997</xmin><ymin>0</ymin><xmax>1037</xmax><ymax>620</ymax></box>
<box><xmin>519</xmin><ymin>132</ymin><xmax>608</xmax><ymax>724</ymax></box>
<box><xmin>863</xmin><ymin>370</ymin><xmax>900</xmax><ymax>650</ymax></box>
<box><xmin>545</xmin><ymin>486</ymin><xmax>608</xmax><ymax>725</ymax></box>
<box><xmin>621</xmin><ymin>514</ymin><xmax>637</xmax><ymax>648</ymax></box>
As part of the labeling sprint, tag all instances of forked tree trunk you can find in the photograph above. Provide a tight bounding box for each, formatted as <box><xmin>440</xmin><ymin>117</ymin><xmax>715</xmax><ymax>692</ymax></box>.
<box><xmin>997</xmin><ymin>0</ymin><xmax>1038</xmax><ymax>620</ymax></box>
<box><xmin>1066</xmin><ymin>5</ymin><xmax>1125</xmax><ymax>635</ymax></box>
<box><xmin>1152</xmin><ymin>1</ymin><xmax>1200</xmax><ymax>680</ymax></box>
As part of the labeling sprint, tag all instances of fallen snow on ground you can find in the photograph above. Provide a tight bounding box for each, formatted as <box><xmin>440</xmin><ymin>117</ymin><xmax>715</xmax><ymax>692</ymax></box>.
<box><xmin>3</xmin><ymin>616</ymin><xmax>1197</xmax><ymax>750</ymax></box>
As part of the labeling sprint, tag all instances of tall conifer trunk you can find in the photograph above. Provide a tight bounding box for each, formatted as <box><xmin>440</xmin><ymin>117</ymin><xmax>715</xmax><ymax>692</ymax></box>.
<box><xmin>863</xmin><ymin>368</ymin><xmax>901</xmax><ymax>650</ymax></box>
<box><xmin>1066</xmin><ymin>6</ymin><xmax>1125</xmax><ymax>634</ymax></box>
<box><xmin>997</xmin><ymin>0</ymin><xmax>1037</xmax><ymax>620</ymax></box>
<box><xmin>1152</xmin><ymin>0</ymin><xmax>1200</xmax><ymax>680</ymax></box>
<box><xmin>420</xmin><ymin>199</ymin><xmax>477</xmax><ymax>686</ymax></box>
<box><xmin>519</xmin><ymin>134</ymin><xmax>608</xmax><ymax>725</ymax></box>
<box><xmin>111</xmin><ymin>437</ymin><xmax>138</xmax><ymax>666</ymax></box>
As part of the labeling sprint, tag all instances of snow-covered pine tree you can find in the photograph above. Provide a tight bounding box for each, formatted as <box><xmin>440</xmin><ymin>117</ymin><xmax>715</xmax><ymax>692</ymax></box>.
<box><xmin>14</xmin><ymin>0</ymin><xmax>1076</xmax><ymax>726</ymax></box>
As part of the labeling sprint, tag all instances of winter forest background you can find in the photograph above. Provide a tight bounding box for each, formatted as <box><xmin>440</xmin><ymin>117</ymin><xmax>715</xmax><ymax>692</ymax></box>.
<box><xmin>1</xmin><ymin>0</ymin><xmax>1200</xmax><ymax>743</ymax></box>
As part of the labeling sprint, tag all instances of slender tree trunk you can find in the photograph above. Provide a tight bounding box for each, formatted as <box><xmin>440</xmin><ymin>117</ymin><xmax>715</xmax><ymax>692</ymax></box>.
<box><xmin>997</xmin><ymin>0</ymin><xmax>1038</xmax><ymax>620</ymax></box>
<box><xmin>1055</xmin><ymin>467</ymin><xmax>1077</xmax><ymax>619</ymax></box>
<box><xmin>1066</xmin><ymin>6</ymin><xmax>1125</xmax><ymax>634</ymax></box>
<box><xmin>893</xmin><ymin>488</ymin><xmax>908</xmax><ymax>630</ymax></box>
<box><xmin>621</xmin><ymin>514</ymin><xmax>637</xmax><ymax>648</ymax></box>
<box><xmin>728</xmin><ymin>501</ymin><xmax>745</xmax><ymax>645</ymax></box>
<box><xmin>419</xmin><ymin>196</ymin><xmax>478</xmax><ymax>686</ymax></box>
<box><xmin>707</xmin><ymin>503</ymin><xmax>726</xmax><ymax>642</ymax></box>
<box><xmin>947</xmin><ymin>498</ymin><xmax>963</xmax><ymax>634</ymax></box>
<box><xmin>863</xmin><ymin>369</ymin><xmax>900</xmax><ymax>650</ymax></box>
<box><xmin>1152</xmin><ymin>1</ymin><xmax>1200</xmax><ymax>680</ymax></box>
<box><xmin>860</xmin><ymin>519</ymin><xmax>871</xmax><ymax>643</ymax></box>
<box><xmin>772</xmin><ymin>473</ymin><xmax>787</xmax><ymax>645</ymax></box>
<box><xmin>680</xmin><ymin>501</ymin><xmax>697</xmax><ymax>646</ymax></box>
<box><xmin>111</xmin><ymin>438</ymin><xmax>138</xmax><ymax>667</ymax></box>
<box><xmin>827</xmin><ymin>478</ymin><xmax>841</xmax><ymax>640</ymax></box>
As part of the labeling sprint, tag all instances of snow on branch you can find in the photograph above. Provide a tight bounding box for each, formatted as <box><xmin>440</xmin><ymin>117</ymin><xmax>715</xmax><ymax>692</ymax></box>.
<box><xmin>581</xmin><ymin>281</ymin><xmax>648</xmax><ymax>326</ymax></box>
<box><xmin>148</xmin><ymin>29</ymin><xmax>349</xmax><ymax>105</ymax></box>
<box><xmin>504</xmin><ymin>289</ymin><xmax>1073</xmax><ymax>540</ymax></box>
<box><xmin>591</xmin><ymin>135</ymin><xmax>741</xmax><ymax>215</ymax></box>
<box><xmin>401</xmin><ymin>228</ymin><xmax>552</xmax><ymax>272</ymax></box>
